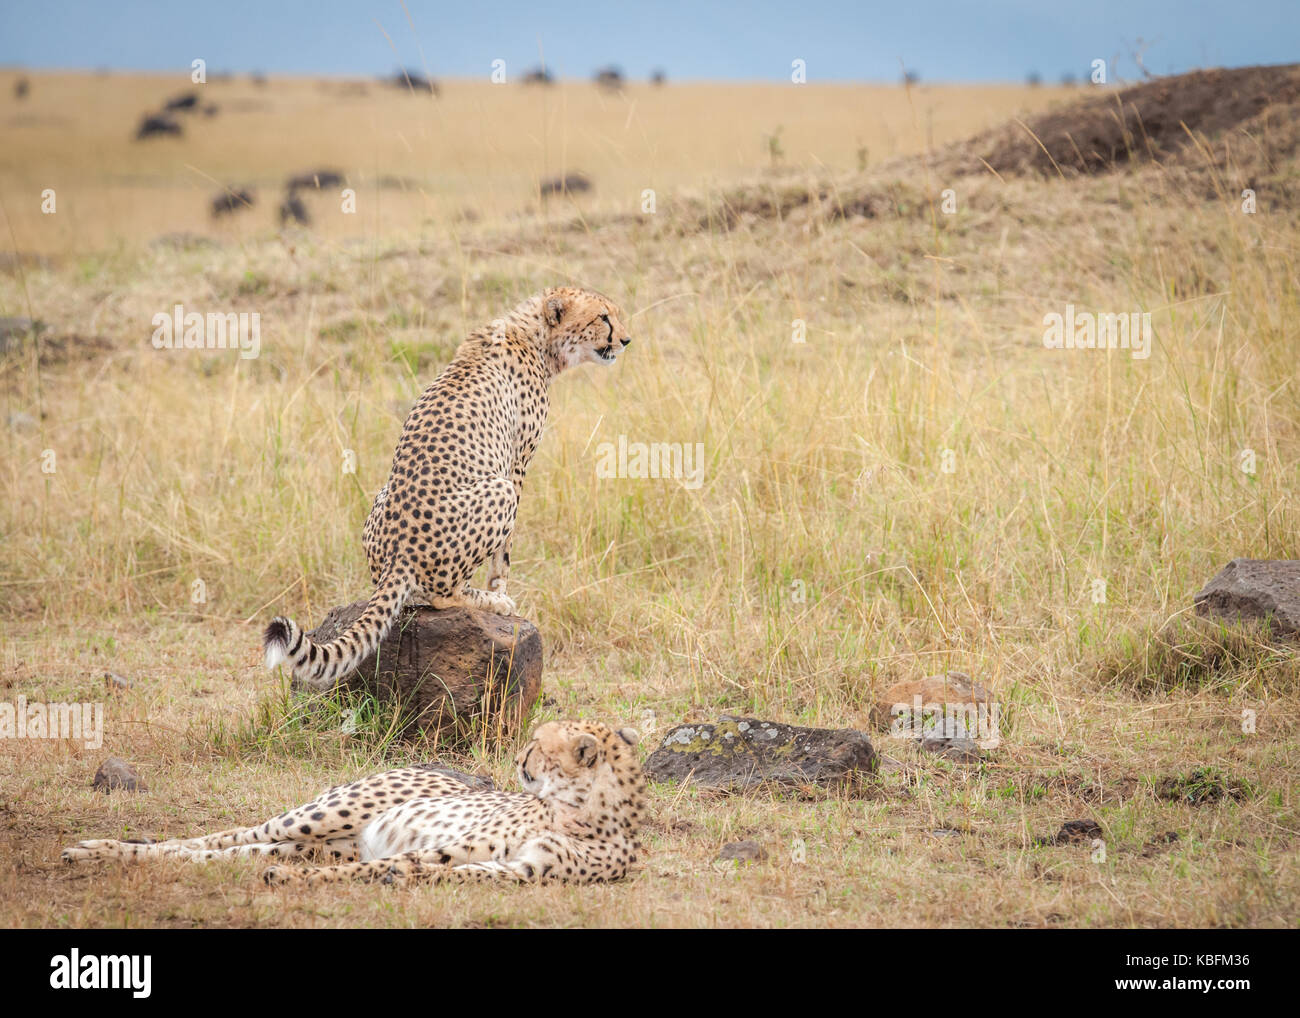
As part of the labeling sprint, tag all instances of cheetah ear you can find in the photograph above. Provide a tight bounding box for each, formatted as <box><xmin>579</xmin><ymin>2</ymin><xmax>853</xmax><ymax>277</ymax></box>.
<box><xmin>544</xmin><ymin>295</ymin><xmax>566</xmax><ymax>329</ymax></box>
<box><xmin>574</xmin><ymin>733</ymin><xmax>599</xmax><ymax>767</ymax></box>
<box><xmin>618</xmin><ymin>728</ymin><xmax>639</xmax><ymax>746</ymax></box>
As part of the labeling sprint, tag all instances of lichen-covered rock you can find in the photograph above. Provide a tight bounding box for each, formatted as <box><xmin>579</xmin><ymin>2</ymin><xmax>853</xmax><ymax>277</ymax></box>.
<box><xmin>303</xmin><ymin>602</ymin><xmax>543</xmax><ymax>740</ymax></box>
<box><xmin>1194</xmin><ymin>559</ymin><xmax>1300</xmax><ymax>639</ymax></box>
<box><xmin>644</xmin><ymin>717</ymin><xmax>876</xmax><ymax>790</ymax></box>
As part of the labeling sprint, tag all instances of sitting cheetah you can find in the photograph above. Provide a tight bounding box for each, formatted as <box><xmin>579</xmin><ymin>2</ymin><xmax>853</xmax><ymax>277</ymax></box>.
<box><xmin>62</xmin><ymin>720</ymin><xmax>645</xmax><ymax>887</ymax></box>
<box><xmin>264</xmin><ymin>287</ymin><xmax>633</xmax><ymax>689</ymax></box>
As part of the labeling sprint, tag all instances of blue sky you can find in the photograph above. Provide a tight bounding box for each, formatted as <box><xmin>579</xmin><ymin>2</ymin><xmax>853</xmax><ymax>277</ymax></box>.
<box><xmin>1</xmin><ymin>0</ymin><xmax>1295</xmax><ymax>83</ymax></box>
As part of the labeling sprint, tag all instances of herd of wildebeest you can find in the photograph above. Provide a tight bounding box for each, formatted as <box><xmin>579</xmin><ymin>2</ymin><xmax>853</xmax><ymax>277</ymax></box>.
<box><xmin>9</xmin><ymin>65</ymin><xmax>663</xmax><ymax>225</ymax></box>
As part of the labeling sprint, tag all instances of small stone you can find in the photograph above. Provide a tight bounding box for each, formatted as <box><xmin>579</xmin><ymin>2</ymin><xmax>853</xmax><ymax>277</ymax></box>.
<box><xmin>716</xmin><ymin>840</ymin><xmax>767</xmax><ymax>864</ymax></box>
<box><xmin>104</xmin><ymin>672</ymin><xmax>132</xmax><ymax>693</ymax></box>
<box><xmin>921</xmin><ymin>736</ymin><xmax>984</xmax><ymax>764</ymax></box>
<box><xmin>1141</xmin><ymin>831</ymin><xmax>1180</xmax><ymax>856</ymax></box>
<box><xmin>92</xmin><ymin>757</ymin><xmax>146</xmax><ymax>794</ymax></box>
<box><xmin>1035</xmin><ymin>819</ymin><xmax>1101</xmax><ymax>846</ymax></box>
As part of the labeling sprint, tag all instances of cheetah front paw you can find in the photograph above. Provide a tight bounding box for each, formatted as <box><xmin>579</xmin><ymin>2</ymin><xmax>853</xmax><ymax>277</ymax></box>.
<box><xmin>486</xmin><ymin>591</ymin><xmax>517</xmax><ymax>615</ymax></box>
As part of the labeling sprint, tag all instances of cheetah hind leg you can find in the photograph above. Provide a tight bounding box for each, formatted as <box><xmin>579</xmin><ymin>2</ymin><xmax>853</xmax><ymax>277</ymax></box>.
<box><xmin>424</xmin><ymin>478</ymin><xmax>519</xmax><ymax>616</ymax></box>
<box><xmin>62</xmin><ymin>788</ymin><xmax>378</xmax><ymax>865</ymax></box>
<box><xmin>264</xmin><ymin>851</ymin><xmax>540</xmax><ymax>887</ymax></box>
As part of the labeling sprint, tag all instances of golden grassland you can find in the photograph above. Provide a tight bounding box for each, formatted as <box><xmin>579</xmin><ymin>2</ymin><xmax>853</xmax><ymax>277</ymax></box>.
<box><xmin>0</xmin><ymin>69</ymin><xmax>1297</xmax><ymax>928</ymax></box>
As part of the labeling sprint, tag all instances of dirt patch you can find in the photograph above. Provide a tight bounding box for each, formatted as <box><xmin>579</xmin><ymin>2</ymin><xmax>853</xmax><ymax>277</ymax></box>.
<box><xmin>950</xmin><ymin>64</ymin><xmax>1300</xmax><ymax>178</ymax></box>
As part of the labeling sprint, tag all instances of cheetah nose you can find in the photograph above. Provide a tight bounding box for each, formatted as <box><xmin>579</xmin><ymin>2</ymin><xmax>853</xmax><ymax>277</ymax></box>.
<box><xmin>620</xmin><ymin>337</ymin><xmax>631</xmax><ymax>347</ymax></box>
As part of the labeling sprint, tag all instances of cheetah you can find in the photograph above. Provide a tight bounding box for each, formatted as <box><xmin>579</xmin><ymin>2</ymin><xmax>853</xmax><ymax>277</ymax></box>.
<box><xmin>61</xmin><ymin>720</ymin><xmax>645</xmax><ymax>887</ymax></box>
<box><xmin>263</xmin><ymin>287</ymin><xmax>632</xmax><ymax>690</ymax></box>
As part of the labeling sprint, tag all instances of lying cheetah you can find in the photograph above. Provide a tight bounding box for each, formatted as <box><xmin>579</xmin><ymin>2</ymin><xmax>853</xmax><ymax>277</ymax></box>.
<box><xmin>264</xmin><ymin>287</ymin><xmax>632</xmax><ymax>689</ymax></box>
<box><xmin>62</xmin><ymin>720</ymin><xmax>645</xmax><ymax>887</ymax></box>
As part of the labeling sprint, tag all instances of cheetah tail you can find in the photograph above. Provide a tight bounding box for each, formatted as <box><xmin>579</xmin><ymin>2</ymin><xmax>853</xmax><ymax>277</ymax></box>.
<box><xmin>263</xmin><ymin>567</ymin><xmax>415</xmax><ymax>690</ymax></box>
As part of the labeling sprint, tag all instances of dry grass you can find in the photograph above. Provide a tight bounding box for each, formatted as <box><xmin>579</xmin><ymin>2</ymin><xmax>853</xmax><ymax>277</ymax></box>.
<box><xmin>0</xmin><ymin>70</ymin><xmax>1297</xmax><ymax>928</ymax></box>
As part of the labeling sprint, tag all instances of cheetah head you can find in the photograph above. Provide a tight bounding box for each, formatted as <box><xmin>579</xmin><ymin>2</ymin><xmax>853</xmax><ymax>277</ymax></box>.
<box><xmin>541</xmin><ymin>287</ymin><xmax>632</xmax><ymax>370</ymax></box>
<box><xmin>516</xmin><ymin>720</ymin><xmax>644</xmax><ymax>824</ymax></box>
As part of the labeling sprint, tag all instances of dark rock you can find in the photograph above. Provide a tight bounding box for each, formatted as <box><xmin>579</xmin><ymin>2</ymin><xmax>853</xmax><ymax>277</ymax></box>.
<box><xmin>1194</xmin><ymin>558</ymin><xmax>1300</xmax><ymax>639</ymax></box>
<box><xmin>15</xmin><ymin>77</ymin><xmax>29</xmax><ymax>100</ymax></box>
<box><xmin>93</xmin><ymin>757</ymin><xmax>146</xmax><ymax>793</ymax></box>
<box><xmin>645</xmin><ymin>717</ymin><xmax>876</xmax><ymax>790</ymax></box>
<box><xmin>135</xmin><ymin>114</ymin><xmax>182</xmax><ymax>140</ymax></box>
<box><xmin>1035</xmin><ymin>819</ymin><xmax>1101</xmax><ymax>846</ymax></box>
<box><xmin>716</xmin><ymin>840</ymin><xmax>766</xmax><ymax>864</ymax></box>
<box><xmin>1141</xmin><ymin>831</ymin><xmax>1180</xmax><ymax>856</ymax></box>
<box><xmin>301</xmin><ymin>603</ymin><xmax>543</xmax><ymax>740</ymax></box>
<box><xmin>921</xmin><ymin>735</ymin><xmax>983</xmax><ymax>764</ymax></box>
<box><xmin>539</xmin><ymin>172</ymin><xmax>592</xmax><ymax>199</ymax></box>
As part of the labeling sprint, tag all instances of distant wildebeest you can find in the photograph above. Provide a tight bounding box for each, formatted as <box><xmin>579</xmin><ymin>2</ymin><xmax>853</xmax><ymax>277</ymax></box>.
<box><xmin>521</xmin><ymin>67</ymin><xmax>554</xmax><ymax>85</ymax></box>
<box><xmin>539</xmin><ymin>172</ymin><xmax>593</xmax><ymax>199</ymax></box>
<box><xmin>211</xmin><ymin>189</ymin><xmax>255</xmax><ymax>218</ymax></box>
<box><xmin>251</xmin><ymin>72</ymin><xmax>268</xmax><ymax>88</ymax></box>
<box><xmin>593</xmin><ymin>66</ymin><xmax>624</xmax><ymax>90</ymax></box>
<box><xmin>202</xmin><ymin>104</ymin><xmax>219</xmax><ymax>118</ymax></box>
<box><xmin>650</xmin><ymin>69</ymin><xmax>667</xmax><ymax>86</ymax></box>
<box><xmin>135</xmin><ymin>114</ymin><xmax>183</xmax><ymax>140</ymax></box>
<box><xmin>286</xmin><ymin>169</ymin><xmax>345</xmax><ymax>191</ymax></box>
<box><xmin>279</xmin><ymin>193</ymin><xmax>310</xmax><ymax>226</ymax></box>
<box><xmin>14</xmin><ymin>77</ymin><xmax>29</xmax><ymax>100</ymax></box>
<box><xmin>163</xmin><ymin>91</ymin><xmax>200</xmax><ymax>112</ymax></box>
<box><xmin>391</xmin><ymin>69</ymin><xmax>438</xmax><ymax>95</ymax></box>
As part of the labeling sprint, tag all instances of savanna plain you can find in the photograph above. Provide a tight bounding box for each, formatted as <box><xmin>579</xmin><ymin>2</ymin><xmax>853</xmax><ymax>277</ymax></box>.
<box><xmin>1</xmin><ymin>68</ymin><xmax>1297</xmax><ymax>927</ymax></box>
